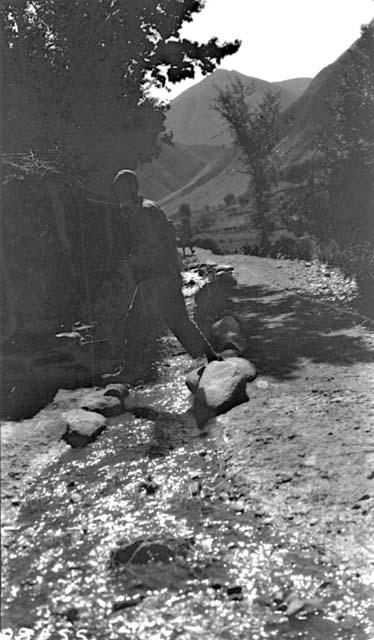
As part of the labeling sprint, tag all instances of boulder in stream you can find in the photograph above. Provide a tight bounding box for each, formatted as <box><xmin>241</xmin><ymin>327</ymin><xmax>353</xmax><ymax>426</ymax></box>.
<box><xmin>185</xmin><ymin>366</ymin><xmax>205</xmax><ymax>394</ymax></box>
<box><xmin>211</xmin><ymin>314</ymin><xmax>246</xmax><ymax>355</ymax></box>
<box><xmin>62</xmin><ymin>408</ymin><xmax>107</xmax><ymax>448</ymax></box>
<box><xmin>54</xmin><ymin>386</ymin><xmax>125</xmax><ymax>417</ymax></box>
<box><xmin>194</xmin><ymin>357</ymin><xmax>256</xmax><ymax>427</ymax></box>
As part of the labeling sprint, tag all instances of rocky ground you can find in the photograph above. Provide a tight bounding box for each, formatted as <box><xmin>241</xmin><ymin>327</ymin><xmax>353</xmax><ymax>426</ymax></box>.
<box><xmin>1</xmin><ymin>250</ymin><xmax>374</xmax><ymax>640</ymax></box>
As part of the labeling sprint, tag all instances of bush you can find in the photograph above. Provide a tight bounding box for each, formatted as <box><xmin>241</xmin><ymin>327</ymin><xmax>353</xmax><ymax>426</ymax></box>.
<box><xmin>194</xmin><ymin>237</ymin><xmax>224</xmax><ymax>255</ymax></box>
<box><xmin>330</xmin><ymin>241</ymin><xmax>374</xmax><ymax>314</ymax></box>
<box><xmin>238</xmin><ymin>193</ymin><xmax>250</xmax><ymax>207</ymax></box>
<box><xmin>295</xmin><ymin>236</ymin><xmax>317</xmax><ymax>260</ymax></box>
<box><xmin>196</xmin><ymin>210</ymin><xmax>213</xmax><ymax>232</ymax></box>
<box><xmin>242</xmin><ymin>244</ymin><xmax>260</xmax><ymax>256</ymax></box>
<box><xmin>224</xmin><ymin>192</ymin><xmax>236</xmax><ymax>207</ymax></box>
<box><xmin>271</xmin><ymin>235</ymin><xmax>299</xmax><ymax>259</ymax></box>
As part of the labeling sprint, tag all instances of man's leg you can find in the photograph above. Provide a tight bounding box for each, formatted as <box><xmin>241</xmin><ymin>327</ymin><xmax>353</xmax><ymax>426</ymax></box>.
<box><xmin>160</xmin><ymin>290</ymin><xmax>216</xmax><ymax>360</ymax></box>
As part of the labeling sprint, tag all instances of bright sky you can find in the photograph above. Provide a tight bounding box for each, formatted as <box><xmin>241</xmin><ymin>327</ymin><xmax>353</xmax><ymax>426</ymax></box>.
<box><xmin>156</xmin><ymin>0</ymin><xmax>374</xmax><ymax>100</ymax></box>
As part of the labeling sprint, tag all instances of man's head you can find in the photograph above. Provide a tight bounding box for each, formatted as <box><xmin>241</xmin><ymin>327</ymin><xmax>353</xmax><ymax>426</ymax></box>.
<box><xmin>112</xmin><ymin>169</ymin><xmax>139</xmax><ymax>206</ymax></box>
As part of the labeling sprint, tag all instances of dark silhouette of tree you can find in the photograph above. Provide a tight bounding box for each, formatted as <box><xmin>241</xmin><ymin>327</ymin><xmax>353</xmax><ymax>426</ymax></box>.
<box><xmin>282</xmin><ymin>23</ymin><xmax>374</xmax><ymax>307</ymax></box>
<box><xmin>213</xmin><ymin>78</ymin><xmax>281</xmax><ymax>251</ymax></box>
<box><xmin>223</xmin><ymin>192</ymin><xmax>236</xmax><ymax>206</ymax></box>
<box><xmin>283</xmin><ymin>23</ymin><xmax>374</xmax><ymax>246</ymax></box>
<box><xmin>1</xmin><ymin>0</ymin><xmax>240</xmax><ymax>173</ymax></box>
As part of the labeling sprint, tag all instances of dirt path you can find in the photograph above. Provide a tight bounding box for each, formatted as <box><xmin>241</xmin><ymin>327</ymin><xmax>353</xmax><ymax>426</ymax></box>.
<box><xmin>1</xmin><ymin>250</ymin><xmax>374</xmax><ymax>640</ymax></box>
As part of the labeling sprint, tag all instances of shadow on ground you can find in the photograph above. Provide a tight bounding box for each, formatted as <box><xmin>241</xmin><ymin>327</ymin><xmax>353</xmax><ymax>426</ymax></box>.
<box><xmin>235</xmin><ymin>284</ymin><xmax>374</xmax><ymax>379</ymax></box>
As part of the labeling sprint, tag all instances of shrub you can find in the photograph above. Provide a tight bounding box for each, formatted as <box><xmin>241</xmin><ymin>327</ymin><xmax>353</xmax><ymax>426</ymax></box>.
<box><xmin>224</xmin><ymin>192</ymin><xmax>236</xmax><ymax>207</ymax></box>
<box><xmin>295</xmin><ymin>236</ymin><xmax>317</xmax><ymax>260</ymax></box>
<box><xmin>270</xmin><ymin>235</ymin><xmax>320</xmax><ymax>261</ymax></box>
<box><xmin>238</xmin><ymin>193</ymin><xmax>250</xmax><ymax>207</ymax></box>
<box><xmin>271</xmin><ymin>235</ymin><xmax>299</xmax><ymax>259</ymax></box>
<box><xmin>331</xmin><ymin>241</ymin><xmax>374</xmax><ymax>314</ymax></box>
<box><xmin>242</xmin><ymin>244</ymin><xmax>259</xmax><ymax>256</ymax></box>
<box><xmin>196</xmin><ymin>210</ymin><xmax>213</xmax><ymax>232</ymax></box>
<box><xmin>194</xmin><ymin>237</ymin><xmax>224</xmax><ymax>255</ymax></box>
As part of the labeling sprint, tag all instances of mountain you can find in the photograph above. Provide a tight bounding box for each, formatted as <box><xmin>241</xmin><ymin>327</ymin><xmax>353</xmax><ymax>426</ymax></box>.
<box><xmin>159</xmin><ymin>148</ymin><xmax>244</xmax><ymax>216</ymax></box>
<box><xmin>278</xmin><ymin>25</ymin><xmax>373</xmax><ymax>173</ymax></box>
<box><xmin>165</xmin><ymin>69</ymin><xmax>311</xmax><ymax>146</ymax></box>
<box><xmin>274</xmin><ymin>77</ymin><xmax>312</xmax><ymax>99</ymax></box>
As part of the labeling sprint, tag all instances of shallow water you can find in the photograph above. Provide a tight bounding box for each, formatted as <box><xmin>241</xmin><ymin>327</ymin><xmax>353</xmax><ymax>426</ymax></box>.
<box><xmin>2</xmin><ymin>351</ymin><xmax>373</xmax><ymax>640</ymax></box>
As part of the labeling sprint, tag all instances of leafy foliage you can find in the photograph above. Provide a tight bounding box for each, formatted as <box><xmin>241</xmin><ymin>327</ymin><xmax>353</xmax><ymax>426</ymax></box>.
<box><xmin>281</xmin><ymin>23</ymin><xmax>374</xmax><ymax>303</ymax></box>
<box><xmin>213</xmin><ymin>78</ymin><xmax>281</xmax><ymax>249</ymax></box>
<box><xmin>282</xmin><ymin>23</ymin><xmax>374</xmax><ymax>248</ymax></box>
<box><xmin>1</xmin><ymin>0</ymin><xmax>240</xmax><ymax>169</ymax></box>
<box><xmin>194</xmin><ymin>236</ymin><xmax>223</xmax><ymax>254</ymax></box>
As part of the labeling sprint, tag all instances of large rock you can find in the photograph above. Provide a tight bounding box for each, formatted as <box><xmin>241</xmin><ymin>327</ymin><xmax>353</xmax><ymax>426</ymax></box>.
<box><xmin>211</xmin><ymin>314</ymin><xmax>246</xmax><ymax>355</ymax></box>
<box><xmin>194</xmin><ymin>357</ymin><xmax>256</xmax><ymax>427</ymax></box>
<box><xmin>81</xmin><ymin>394</ymin><xmax>123</xmax><ymax>418</ymax></box>
<box><xmin>53</xmin><ymin>386</ymin><xmax>125</xmax><ymax>417</ymax></box>
<box><xmin>62</xmin><ymin>408</ymin><xmax>107</xmax><ymax>448</ymax></box>
<box><xmin>185</xmin><ymin>366</ymin><xmax>205</xmax><ymax>394</ymax></box>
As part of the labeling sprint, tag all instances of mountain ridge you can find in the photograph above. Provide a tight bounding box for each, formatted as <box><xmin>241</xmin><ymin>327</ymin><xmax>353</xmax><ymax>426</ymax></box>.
<box><xmin>165</xmin><ymin>69</ymin><xmax>312</xmax><ymax>146</ymax></box>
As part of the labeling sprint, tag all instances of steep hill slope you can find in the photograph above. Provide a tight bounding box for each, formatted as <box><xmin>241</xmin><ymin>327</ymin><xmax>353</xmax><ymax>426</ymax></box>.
<box><xmin>160</xmin><ymin>149</ymin><xmax>246</xmax><ymax>216</ymax></box>
<box><xmin>137</xmin><ymin>142</ymin><xmax>223</xmax><ymax>201</ymax></box>
<box><xmin>166</xmin><ymin>69</ymin><xmax>311</xmax><ymax>146</ymax></box>
<box><xmin>274</xmin><ymin>77</ymin><xmax>312</xmax><ymax>98</ymax></box>
<box><xmin>278</xmin><ymin>23</ymin><xmax>373</xmax><ymax>173</ymax></box>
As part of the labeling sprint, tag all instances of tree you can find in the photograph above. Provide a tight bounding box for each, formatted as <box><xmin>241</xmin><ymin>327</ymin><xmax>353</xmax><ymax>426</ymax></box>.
<box><xmin>179</xmin><ymin>203</ymin><xmax>192</xmax><ymax>218</ymax></box>
<box><xmin>283</xmin><ymin>23</ymin><xmax>374</xmax><ymax>247</ymax></box>
<box><xmin>1</xmin><ymin>1</ymin><xmax>240</xmax><ymax>174</ymax></box>
<box><xmin>213</xmin><ymin>78</ymin><xmax>281</xmax><ymax>250</ymax></box>
<box><xmin>281</xmin><ymin>23</ymin><xmax>374</xmax><ymax>306</ymax></box>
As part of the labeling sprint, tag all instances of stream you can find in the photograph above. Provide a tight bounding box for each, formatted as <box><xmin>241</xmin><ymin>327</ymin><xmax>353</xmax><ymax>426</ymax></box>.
<box><xmin>2</xmin><ymin>340</ymin><xmax>373</xmax><ymax>640</ymax></box>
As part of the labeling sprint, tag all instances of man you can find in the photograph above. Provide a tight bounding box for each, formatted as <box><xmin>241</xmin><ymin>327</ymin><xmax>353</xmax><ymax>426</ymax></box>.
<box><xmin>112</xmin><ymin>169</ymin><xmax>217</xmax><ymax>363</ymax></box>
<box><xmin>179</xmin><ymin>203</ymin><xmax>195</xmax><ymax>258</ymax></box>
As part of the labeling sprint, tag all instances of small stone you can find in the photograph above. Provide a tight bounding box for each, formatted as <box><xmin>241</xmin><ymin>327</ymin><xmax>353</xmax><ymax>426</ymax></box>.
<box><xmin>215</xmin><ymin>264</ymin><xmax>234</xmax><ymax>272</ymax></box>
<box><xmin>103</xmin><ymin>383</ymin><xmax>129</xmax><ymax>402</ymax></box>
<box><xmin>112</xmin><ymin>541</ymin><xmax>174</xmax><ymax>565</ymax></box>
<box><xmin>61</xmin><ymin>607</ymin><xmax>80</xmax><ymax>622</ymax></box>
<box><xmin>233</xmin><ymin>500</ymin><xmax>245</xmax><ymax>513</ymax></box>
<box><xmin>256</xmin><ymin>379</ymin><xmax>268</xmax><ymax>389</ymax></box>
<box><xmin>139</xmin><ymin>475</ymin><xmax>159</xmax><ymax>495</ymax></box>
<box><xmin>226</xmin><ymin>585</ymin><xmax>243</xmax><ymax>600</ymax></box>
<box><xmin>112</xmin><ymin>595</ymin><xmax>144</xmax><ymax>611</ymax></box>
<box><xmin>285</xmin><ymin>597</ymin><xmax>306</xmax><ymax>616</ymax></box>
<box><xmin>70</xmin><ymin>492</ymin><xmax>82</xmax><ymax>503</ymax></box>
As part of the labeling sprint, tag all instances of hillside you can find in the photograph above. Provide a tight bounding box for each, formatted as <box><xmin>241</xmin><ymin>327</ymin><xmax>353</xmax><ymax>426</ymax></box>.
<box><xmin>274</xmin><ymin>77</ymin><xmax>312</xmax><ymax>97</ymax></box>
<box><xmin>278</xmin><ymin>24</ymin><xmax>373</xmax><ymax>173</ymax></box>
<box><xmin>160</xmin><ymin>149</ymin><xmax>246</xmax><ymax>216</ymax></box>
<box><xmin>137</xmin><ymin>142</ymin><xmax>223</xmax><ymax>202</ymax></box>
<box><xmin>165</xmin><ymin>69</ymin><xmax>311</xmax><ymax>146</ymax></box>
<box><xmin>161</xmin><ymin>25</ymin><xmax>373</xmax><ymax>226</ymax></box>
<box><xmin>141</xmin><ymin>71</ymin><xmax>311</xmax><ymax>210</ymax></box>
